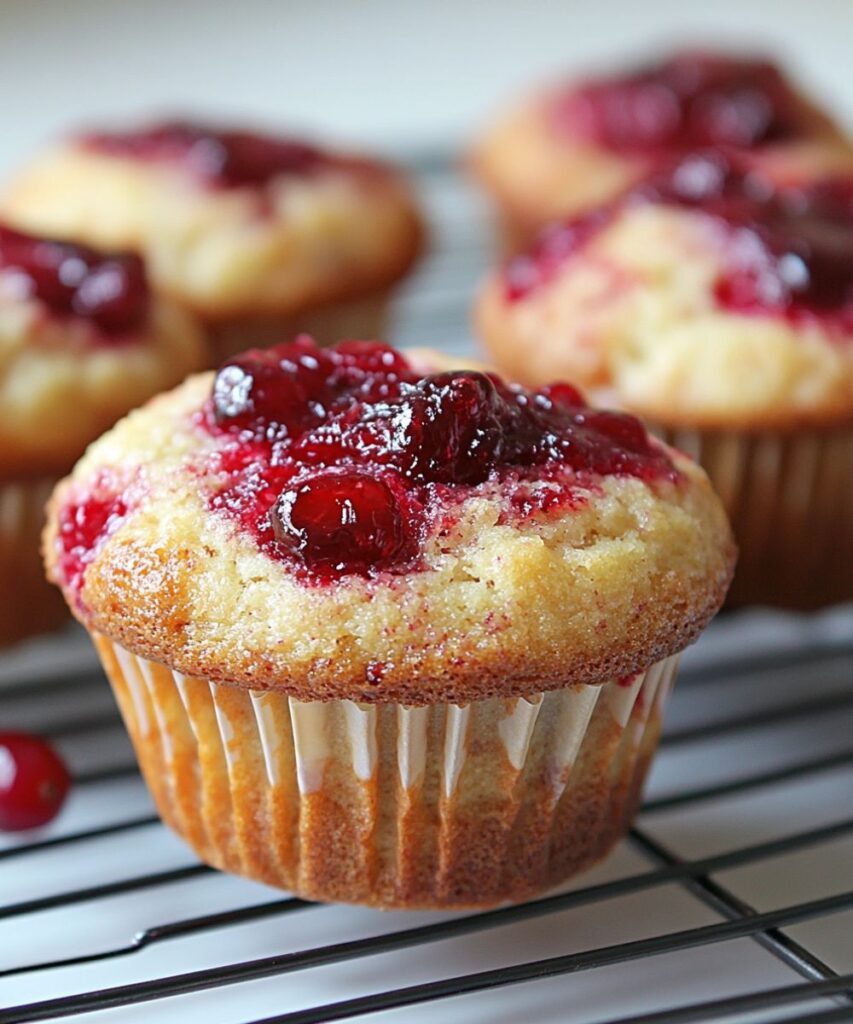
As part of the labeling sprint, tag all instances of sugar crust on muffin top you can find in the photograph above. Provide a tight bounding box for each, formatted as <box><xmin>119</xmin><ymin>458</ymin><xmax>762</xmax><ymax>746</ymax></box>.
<box><xmin>44</xmin><ymin>339</ymin><xmax>734</xmax><ymax>704</ymax></box>
<box><xmin>1</xmin><ymin>121</ymin><xmax>424</xmax><ymax>320</ymax></box>
<box><xmin>477</xmin><ymin>154</ymin><xmax>853</xmax><ymax>429</ymax></box>
<box><xmin>0</xmin><ymin>225</ymin><xmax>205</xmax><ymax>479</ymax></box>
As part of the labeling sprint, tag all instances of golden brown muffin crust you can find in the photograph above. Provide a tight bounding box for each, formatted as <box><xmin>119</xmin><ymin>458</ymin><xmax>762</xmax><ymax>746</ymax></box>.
<box><xmin>43</xmin><ymin>359</ymin><xmax>735</xmax><ymax>705</ymax></box>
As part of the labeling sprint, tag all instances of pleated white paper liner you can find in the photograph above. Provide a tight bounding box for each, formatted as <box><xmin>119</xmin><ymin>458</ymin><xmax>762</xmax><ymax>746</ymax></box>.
<box><xmin>0</xmin><ymin>477</ymin><xmax>68</xmax><ymax>646</ymax></box>
<box><xmin>655</xmin><ymin>424</ymin><xmax>853</xmax><ymax>609</ymax></box>
<box><xmin>94</xmin><ymin>632</ymin><xmax>679</xmax><ymax>909</ymax></box>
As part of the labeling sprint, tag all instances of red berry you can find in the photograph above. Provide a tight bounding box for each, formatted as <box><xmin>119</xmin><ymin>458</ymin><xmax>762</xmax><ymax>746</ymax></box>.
<box><xmin>538</xmin><ymin>382</ymin><xmax>586</xmax><ymax>410</ymax></box>
<box><xmin>400</xmin><ymin>371</ymin><xmax>507</xmax><ymax>484</ymax></box>
<box><xmin>271</xmin><ymin>470</ymin><xmax>415</xmax><ymax>575</ymax></box>
<box><xmin>212</xmin><ymin>339</ymin><xmax>334</xmax><ymax>437</ymax></box>
<box><xmin>0</xmin><ymin>732</ymin><xmax>71</xmax><ymax>832</ymax></box>
<box><xmin>203</xmin><ymin>338</ymin><xmax>678</xmax><ymax>580</ymax></box>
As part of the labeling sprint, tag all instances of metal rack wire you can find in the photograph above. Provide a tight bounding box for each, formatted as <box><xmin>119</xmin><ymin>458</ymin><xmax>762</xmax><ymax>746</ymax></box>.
<box><xmin>0</xmin><ymin>162</ymin><xmax>852</xmax><ymax>1024</ymax></box>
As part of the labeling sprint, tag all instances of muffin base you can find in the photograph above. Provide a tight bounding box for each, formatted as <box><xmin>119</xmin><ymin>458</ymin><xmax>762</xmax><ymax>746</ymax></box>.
<box><xmin>205</xmin><ymin>290</ymin><xmax>392</xmax><ymax>366</ymax></box>
<box><xmin>92</xmin><ymin>633</ymin><xmax>679</xmax><ymax>909</ymax></box>
<box><xmin>657</xmin><ymin>424</ymin><xmax>853</xmax><ymax>609</ymax></box>
<box><xmin>0</xmin><ymin>477</ymin><xmax>68</xmax><ymax>647</ymax></box>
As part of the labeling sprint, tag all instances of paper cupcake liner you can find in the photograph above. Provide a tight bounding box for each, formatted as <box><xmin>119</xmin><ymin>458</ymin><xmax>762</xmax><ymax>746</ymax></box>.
<box><xmin>205</xmin><ymin>289</ymin><xmax>392</xmax><ymax>365</ymax></box>
<box><xmin>655</xmin><ymin>424</ymin><xmax>853</xmax><ymax>609</ymax></box>
<box><xmin>0</xmin><ymin>477</ymin><xmax>68</xmax><ymax>647</ymax></box>
<box><xmin>92</xmin><ymin>632</ymin><xmax>679</xmax><ymax>909</ymax></box>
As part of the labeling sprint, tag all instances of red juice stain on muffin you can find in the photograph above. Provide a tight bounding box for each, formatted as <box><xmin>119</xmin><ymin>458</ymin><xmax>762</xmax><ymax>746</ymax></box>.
<box><xmin>0</xmin><ymin>225</ymin><xmax>149</xmax><ymax>337</ymax></box>
<box><xmin>56</xmin><ymin>471</ymin><xmax>130</xmax><ymax>607</ymax></box>
<box><xmin>552</xmin><ymin>50</ymin><xmax>813</xmax><ymax>152</ymax></box>
<box><xmin>80</xmin><ymin>121</ymin><xmax>335</xmax><ymax>189</ymax></box>
<box><xmin>203</xmin><ymin>337</ymin><xmax>676</xmax><ymax>580</ymax></box>
<box><xmin>505</xmin><ymin>153</ymin><xmax>853</xmax><ymax>331</ymax></box>
<box><xmin>504</xmin><ymin>208</ymin><xmax>613</xmax><ymax>300</ymax></box>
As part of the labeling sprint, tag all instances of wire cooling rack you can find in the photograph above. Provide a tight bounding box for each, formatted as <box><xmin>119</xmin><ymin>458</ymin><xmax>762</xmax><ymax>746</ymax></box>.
<box><xmin>1</xmin><ymin>163</ymin><xmax>852</xmax><ymax>1024</ymax></box>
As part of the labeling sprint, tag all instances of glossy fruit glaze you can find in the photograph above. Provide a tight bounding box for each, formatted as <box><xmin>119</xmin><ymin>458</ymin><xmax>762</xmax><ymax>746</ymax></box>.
<box><xmin>552</xmin><ymin>50</ymin><xmax>817</xmax><ymax>152</ymax></box>
<box><xmin>203</xmin><ymin>337</ymin><xmax>676</xmax><ymax>580</ymax></box>
<box><xmin>0</xmin><ymin>225</ymin><xmax>149</xmax><ymax>337</ymax></box>
<box><xmin>0</xmin><ymin>732</ymin><xmax>71</xmax><ymax>832</ymax></box>
<box><xmin>80</xmin><ymin>120</ymin><xmax>340</xmax><ymax>189</ymax></box>
<box><xmin>505</xmin><ymin>152</ymin><xmax>853</xmax><ymax>332</ymax></box>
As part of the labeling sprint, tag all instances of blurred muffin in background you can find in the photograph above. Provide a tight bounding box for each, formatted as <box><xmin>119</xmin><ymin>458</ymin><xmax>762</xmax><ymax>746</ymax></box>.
<box><xmin>1</xmin><ymin>120</ymin><xmax>424</xmax><ymax>363</ymax></box>
<box><xmin>469</xmin><ymin>49</ymin><xmax>853</xmax><ymax>250</ymax></box>
<box><xmin>0</xmin><ymin>223</ymin><xmax>204</xmax><ymax>645</ymax></box>
<box><xmin>475</xmin><ymin>152</ymin><xmax>853</xmax><ymax>609</ymax></box>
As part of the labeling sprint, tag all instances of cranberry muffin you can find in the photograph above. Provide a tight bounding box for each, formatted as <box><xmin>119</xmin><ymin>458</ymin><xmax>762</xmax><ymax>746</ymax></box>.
<box><xmin>44</xmin><ymin>337</ymin><xmax>732</xmax><ymax>908</ymax></box>
<box><xmin>476</xmin><ymin>152</ymin><xmax>853</xmax><ymax>608</ymax></box>
<box><xmin>470</xmin><ymin>49</ymin><xmax>853</xmax><ymax>249</ymax></box>
<box><xmin>0</xmin><ymin>224</ymin><xmax>204</xmax><ymax>646</ymax></box>
<box><xmin>2</xmin><ymin>120</ymin><xmax>424</xmax><ymax>362</ymax></box>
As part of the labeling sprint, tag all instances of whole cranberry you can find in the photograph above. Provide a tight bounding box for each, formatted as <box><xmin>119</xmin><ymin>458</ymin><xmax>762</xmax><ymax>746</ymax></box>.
<box><xmin>212</xmin><ymin>338</ymin><xmax>334</xmax><ymax>436</ymax></box>
<box><xmin>400</xmin><ymin>371</ymin><xmax>508</xmax><ymax>484</ymax></box>
<box><xmin>271</xmin><ymin>469</ymin><xmax>414</xmax><ymax>575</ymax></box>
<box><xmin>0</xmin><ymin>732</ymin><xmax>71</xmax><ymax>832</ymax></box>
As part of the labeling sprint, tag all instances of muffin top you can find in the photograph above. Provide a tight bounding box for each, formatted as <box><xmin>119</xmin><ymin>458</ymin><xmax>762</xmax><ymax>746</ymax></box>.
<box><xmin>1</xmin><ymin>120</ymin><xmax>424</xmax><ymax>320</ymax></box>
<box><xmin>477</xmin><ymin>153</ymin><xmax>853</xmax><ymax>429</ymax></box>
<box><xmin>0</xmin><ymin>224</ymin><xmax>205</xmax><ymax>479</ymax></box>
<box><xmin>470</xmin><ymin>49</ymin><xmax>852</xmax><ymax>233</ymax></box>
<box><xmin>45</xmin><ymin>338</ymin><xmax>733</xmax><ymax>704</ymax></box>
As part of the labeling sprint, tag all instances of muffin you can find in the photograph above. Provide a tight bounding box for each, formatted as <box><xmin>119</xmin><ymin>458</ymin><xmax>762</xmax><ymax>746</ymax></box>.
<box><xmin>470</xmin><ymin>49</ymin><xmax>853</xmax><ymax>250</ymax></box>
<box><xmin>476</xmin><ymin>152</ymin><xmax>853</xmax><ymax>608</ymax></box>
<box><xmin>1</xmin><ymin>120</ymin><xmax>424</xmax><ymax>363</ymax></box>
<box><xmin>44</xmin><ymin>336</ymin><xmax>733</xmax><ymax>908</ymax></box>
<box><xmin>0</xmin><ymin>223</ymin><xmax>205</xmax><ymax>646</ymax></box>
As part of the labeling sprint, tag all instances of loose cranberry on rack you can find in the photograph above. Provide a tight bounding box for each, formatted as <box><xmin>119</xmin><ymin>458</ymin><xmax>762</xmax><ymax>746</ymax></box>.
<box><xmin>0</xmin><ymin>732</ymin><xmax>71</xmax><ymax>832</ymax></box>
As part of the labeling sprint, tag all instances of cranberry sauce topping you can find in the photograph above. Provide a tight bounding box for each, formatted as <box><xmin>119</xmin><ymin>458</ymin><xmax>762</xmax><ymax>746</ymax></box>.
<box><xmin>0</xmin><ymin>225</ymin><xmax>149</xmax><ymax>336</ymax></box>
<box><xmin>80</xmin><ymin>121</ymin><xmax>332</xmax><ymax>189</ymax></box>
<box><xmin>553</xmin><ymin>50</ymin><xmax>813</xmax><ymax>153</ymax></box>
<box><xmin>714</xmin><ymin>177</ymin><xmax>853</xmax><ymax>329</ymax></box>
<box><xmin>204</xmin><ymin>337</ymin><xmax>676</xmax><ymax>580</ymax></box>
<box><xmin>505</xmin><ymin>152</ymin><xmax>853</xmax><ymax>330</ymax></box>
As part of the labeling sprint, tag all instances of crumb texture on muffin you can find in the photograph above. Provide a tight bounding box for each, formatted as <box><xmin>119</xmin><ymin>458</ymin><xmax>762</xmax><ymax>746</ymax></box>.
<box><xmin>1</xmin><ymin>127</ymin><xmax>423</xmax><ymax>320</ymax></box>
<box><xmin>45</xmin><ymin>343</ymin><xmax>734</xmax><ymax>703</ymax></box>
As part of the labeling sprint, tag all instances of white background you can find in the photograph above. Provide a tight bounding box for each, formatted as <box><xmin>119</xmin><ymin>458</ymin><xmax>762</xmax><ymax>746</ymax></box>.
<box><xmin>1</xmin><ymin>0</ymin><xmax>852</xmax><ymax>168</ymax></box>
